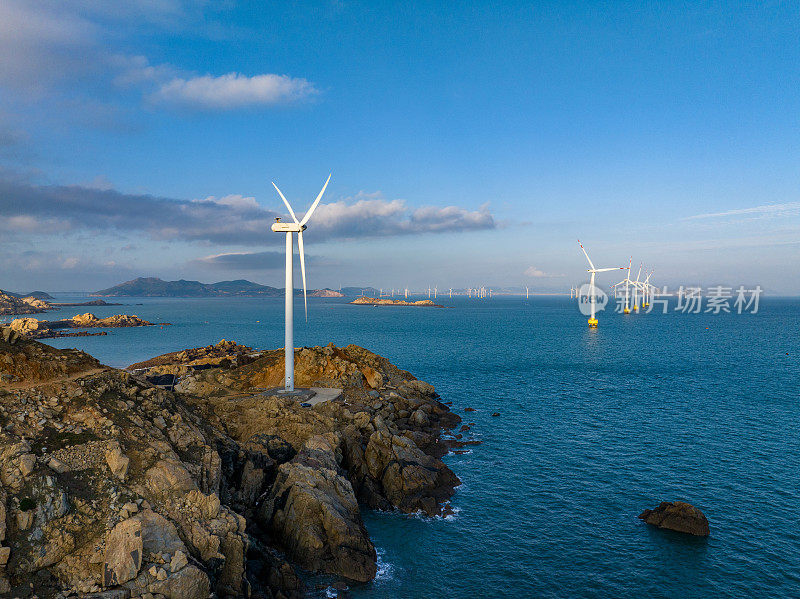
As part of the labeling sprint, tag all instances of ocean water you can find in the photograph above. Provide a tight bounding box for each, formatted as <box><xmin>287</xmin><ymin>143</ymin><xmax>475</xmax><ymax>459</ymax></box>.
<box><xmin>23</xmin><ymin>295</ymin><xmax>800</xmax><ymax>597</ymax></box>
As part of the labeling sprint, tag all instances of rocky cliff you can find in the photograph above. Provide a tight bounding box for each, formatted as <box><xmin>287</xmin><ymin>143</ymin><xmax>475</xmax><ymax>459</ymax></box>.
<box><xmin>0</xmin><ymin>291</ymin><xmax>52</xmax><ymax>316</ymax></box>
<box><xmin>0</xmin><ymin>331</ymin><xmax>466</xmax><ymax>597</ymax></box>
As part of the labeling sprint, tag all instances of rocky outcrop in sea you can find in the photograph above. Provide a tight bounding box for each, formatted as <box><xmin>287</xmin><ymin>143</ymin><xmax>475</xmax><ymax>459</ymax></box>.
<box><xmin>638</xmin><ymin>501</ymin><xmax>710</xmax><ymax>536</ymax></box>
<box><xmin>349</xmin><ymin>297</ymin><xmax>446</xmax><ymax>307</ymax></box>
<box><xmin>0</xmin><ymin>331</ymin><xmax>464</xmax><ymax>597</ymax></box>
<box><xmin>9</xmin><ymin>314</ymin><xmax>166</xmax><ymax>339</ymax></box>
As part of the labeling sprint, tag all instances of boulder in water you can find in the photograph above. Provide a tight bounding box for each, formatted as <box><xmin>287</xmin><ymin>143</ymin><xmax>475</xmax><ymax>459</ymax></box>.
<box><xmin>638</xmin><ymin>501</ymin><xmax>710</xmax><ymax>536</ymax></box>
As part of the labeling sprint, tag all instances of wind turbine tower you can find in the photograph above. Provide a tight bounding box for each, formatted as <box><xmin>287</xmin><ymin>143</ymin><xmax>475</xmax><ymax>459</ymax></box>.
<box><xmin>578</xmin><ymin>240</ymin><xmax>625</xmax><ymax>327</ymax></box>
<box><xmin>271</xmin><ymin>174</ymin><xmax>331</xmax><ymax>392</ymax></box>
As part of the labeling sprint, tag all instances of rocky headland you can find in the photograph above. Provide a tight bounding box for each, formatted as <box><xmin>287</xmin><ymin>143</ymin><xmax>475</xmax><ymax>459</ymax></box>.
<box><xmin>0</xmin><ymin>291</ymin><xmax>51</xmax><ymax>316</ymax></box>
<box><xmin>1</xmin><ymin>292</ymin><xmax>121</xmax><ymax>317</ymax></box>
<box><xmin>9</xmin><ymin>314</ymin><xmax>167</xmax><ymax>340</ymax></box>
<box><xmin>349</xmin><ymin>297</ymin><xmax>447</xmax><ymax>308</ymax></box>
<box><xmin>0</xmin><ymin>329</ymin><xmax>467</xmax><ymax>598</ymax></box>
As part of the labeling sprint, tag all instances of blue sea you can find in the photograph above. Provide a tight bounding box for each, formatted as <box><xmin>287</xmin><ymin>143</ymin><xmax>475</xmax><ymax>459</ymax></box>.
<box><xmin>20</xmin><ymin>295</ymin><xmax>800</xmax><ymax>597</ymax></box>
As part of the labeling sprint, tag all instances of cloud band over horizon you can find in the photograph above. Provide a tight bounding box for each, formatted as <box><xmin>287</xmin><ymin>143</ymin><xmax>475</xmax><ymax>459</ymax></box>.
<box><xmin>0</xmin><ymin>176</ymin><xmax>497</xmax><ymax>247</ymax></box>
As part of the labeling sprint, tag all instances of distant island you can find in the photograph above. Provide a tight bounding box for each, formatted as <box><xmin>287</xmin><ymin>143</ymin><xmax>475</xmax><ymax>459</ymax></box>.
<box><xmin>349</xmin><ymin>296</ymin><xmax>447</xmax><ymax>308</ymax></box>
<box><xmin>93</xmin><ymin>277</ymin><xmax>345</xmax><ymax>298</ymax></box>
<box><xmin>1</xmin><ymin>290</ymin><xmax>122</xmax><ymax>316</ymax></box>
<box><xmin>4</xmin><ymin>290</ymin><xmax>54</xmax><ymax>300</ymax></box>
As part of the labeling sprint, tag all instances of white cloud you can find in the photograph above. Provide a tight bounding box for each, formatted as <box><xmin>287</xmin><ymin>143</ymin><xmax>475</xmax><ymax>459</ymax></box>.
<box><xmin>524</xmin><ymin>266</ymin><xmax>563</xmax><ymax>278</ymax></box>
<box><xmin>151</xmin><ymin>72</ymin><xmax>318</xmax><ymax>109</ymax></box>
<box><xmin>0</xmin><ymin>4</ymin><xmax>318</xmax><ymax>113</ymax></box>
<box><xmin>0</xmin><ymin>0</ymin><xmax>98</xmax><ymax>94</ymax></box>
<box><xmin>194</xmin><ymin>251</ymin><xmax>287</xmax><ymax>270</ymax></box>
<box><xmin>684</xmin><ymin>202</ymin><xmax>800</xmax><ymax>220</ymax></box>
<box><xmin>202</xmin><ymin>194</ymin><xmax>261</xmax><ymax>210</ymax></box>
<box><xmin>311</xmin><ymin>193</ymin><xmax>495</xmax><ymax>237</ymax></box>
<box><xmin>0</xmin><ymin>177</ymin><xmax>497</xmax><ymax>245</ymax></box>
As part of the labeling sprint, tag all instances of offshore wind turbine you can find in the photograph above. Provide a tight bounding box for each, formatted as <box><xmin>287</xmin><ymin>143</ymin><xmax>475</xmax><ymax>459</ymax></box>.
<box><xmin>632</xmin><ymin>264</ymin><xmax>642</xmax><ymax>311</ymax></box>
<box><xmin>611</xmin><ymin>257</ymin><xmax>633</xmax><ymax>314</ymax></box>
<box><xmin>271</xmin><ymin>173</ymin><xmax>331</xmax><ymax>393</ymax></box>
<box><xmin>578</xmin><ymin>240</ymin><xmax>625</xmax><ymax>327</ymax></box>
<box><xmin>642</xmin><ymin>270</ymin><xmax>654</xmax><ymax>307</ymax></box>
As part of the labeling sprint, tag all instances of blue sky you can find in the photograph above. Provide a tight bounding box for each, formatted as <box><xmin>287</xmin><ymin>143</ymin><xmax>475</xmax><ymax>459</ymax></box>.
<box><xmin>1</xmin><ymin>1</ymin><xmax>799</xmax><ymax>293</ymax></box>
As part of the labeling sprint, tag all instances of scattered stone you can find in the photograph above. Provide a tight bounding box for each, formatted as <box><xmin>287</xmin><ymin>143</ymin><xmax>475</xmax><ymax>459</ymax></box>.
<box><xmin>491</xmin><ymin>412</ymin><xmax>500</xmax><ymax>417</ymax></box>
<box><xmin>16</xmin><ymin>510</ymin><xmax>33</xmax><ymax>531</ymax></box>
<box><xmin>169</xmin><ymin>550</ymin><xmax>188</xmax><ymax>573</ymax></box>
<box><xmin>18</xmin><ymin>453</ymin><xmax>36</xmax><ymax>476</ymax></box>
<box><xmin>464</xmin><ymin>407</ymin><xmax>476</xmax><ymax>412</ymax></box>
<box><xmin>47</xmin><ymin>457</ymin><xmax>69</xmax><ymax>474</ymax></box>
<box><xmin>105</xmin><ymin>442</ymin><xmax>130</xmax><ymax>480</ymax></box>
<box><xmin>103</xmin><ymin>519</ymin><xmax>143</xmax><ymax>586</ymax></box>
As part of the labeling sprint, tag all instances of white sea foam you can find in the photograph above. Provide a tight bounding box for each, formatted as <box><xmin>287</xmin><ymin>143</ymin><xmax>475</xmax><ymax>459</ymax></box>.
<box><xmin>407</xmin><ymin>505</ymin><xmax>462</xmax><ymax>522</ymax></box>
<box><xmin>375</xmin><ymin>547</ymin><xmax>394</xmax><ymax>581</ymax></box>
<box><xmin>448</xmin><ymin>448</ymin><xmax>473</xmax><ymax>456</ymax></box>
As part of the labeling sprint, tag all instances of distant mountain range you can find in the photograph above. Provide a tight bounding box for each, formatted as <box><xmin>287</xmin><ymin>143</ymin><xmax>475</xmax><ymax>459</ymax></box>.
<box><xmin>92</xmin><ymin>277</ymin><xmax>345</xmax><ymax>298</ymax></box>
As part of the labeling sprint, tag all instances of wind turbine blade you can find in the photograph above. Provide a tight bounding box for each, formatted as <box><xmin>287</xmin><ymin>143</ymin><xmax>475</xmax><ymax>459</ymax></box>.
<box><xmin>272</xmin><ymin>182</ymin><xmax>300</xmax><ymax>224</ymax></box>
<box><xmin>300</xmin><ymin>173</ymin><xmax>332</xmax><ymax>226</ymax></box>
<box><xmin>297</xmin><ymin>231</ymin><xmax>308</xmax><ymax>321</ymax></box>
<box><xmin>577</xmin><ymin>239</ymin><xmax>595</xmax><ymax>270</ymax></box>
<box><xmin>594</xmin><ymin>267</ymin><xmax>626</xmax><ymax>272</ymax></box>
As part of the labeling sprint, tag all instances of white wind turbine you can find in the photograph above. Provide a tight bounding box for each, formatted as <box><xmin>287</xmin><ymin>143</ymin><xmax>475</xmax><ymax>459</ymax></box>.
<box><xmin>578</xmin><ymin>240</ymin><xmax>625</xmax><ymax>327</ymax></box>
<box><xmin>632</xmin><ymin>264</ymin><xmax>642</xmax><ymax>311</ymax></box>
<box><xmin>642</xmin><ymin>270</ymin><xmax>654</xmax><ymax>308</ymax></box>
<box><xmin>611</xmin><ymin>257</ymin><xmax>633</xmax><ymax>314</ymax></box>
<box><xmin>271</xmin><ymin>174</ymin><xmax>332</xmax><ymax>393</ymax></box>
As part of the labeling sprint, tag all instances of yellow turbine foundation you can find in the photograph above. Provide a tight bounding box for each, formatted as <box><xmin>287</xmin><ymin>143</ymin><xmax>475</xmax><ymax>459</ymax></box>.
<box><xmin>588</xmin><ymin>318</ymin><xmax>598</xmax><ymax>327</ymax></box>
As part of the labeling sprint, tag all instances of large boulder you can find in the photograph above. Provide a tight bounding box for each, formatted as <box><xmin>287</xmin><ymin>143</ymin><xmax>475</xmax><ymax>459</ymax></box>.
<box><xmin>638</xmin><ymin>501</ymin><xmax>710</xmax><ymax>536</ymax></box>
<box><xmin>259</xmin><ymin>436</ymin><xmax>377</xmax><ymax>582</ymax></box>
<box><xmin>362</xmin><ymin>430</ymin><xmax>459</xmax><ymax>516</ymax></box>
<box><xmin>103</xmin><ymin>519</ymin><xmax>143</xmax><ymax>586</ymax></box>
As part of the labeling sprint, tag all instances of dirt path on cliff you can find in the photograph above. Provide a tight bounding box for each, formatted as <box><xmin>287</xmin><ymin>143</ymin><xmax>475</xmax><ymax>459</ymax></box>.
<box><xmin>5</xmin><ymin>367</ymin><xmax>111</xmax><ymax>391</ymax></box>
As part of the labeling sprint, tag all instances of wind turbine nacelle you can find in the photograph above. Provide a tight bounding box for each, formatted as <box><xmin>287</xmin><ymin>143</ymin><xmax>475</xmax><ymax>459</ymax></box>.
<box><xmin>272</xmin><ymin>222</ymin><xmax>307</xmax><ymax>233</ymax></box>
